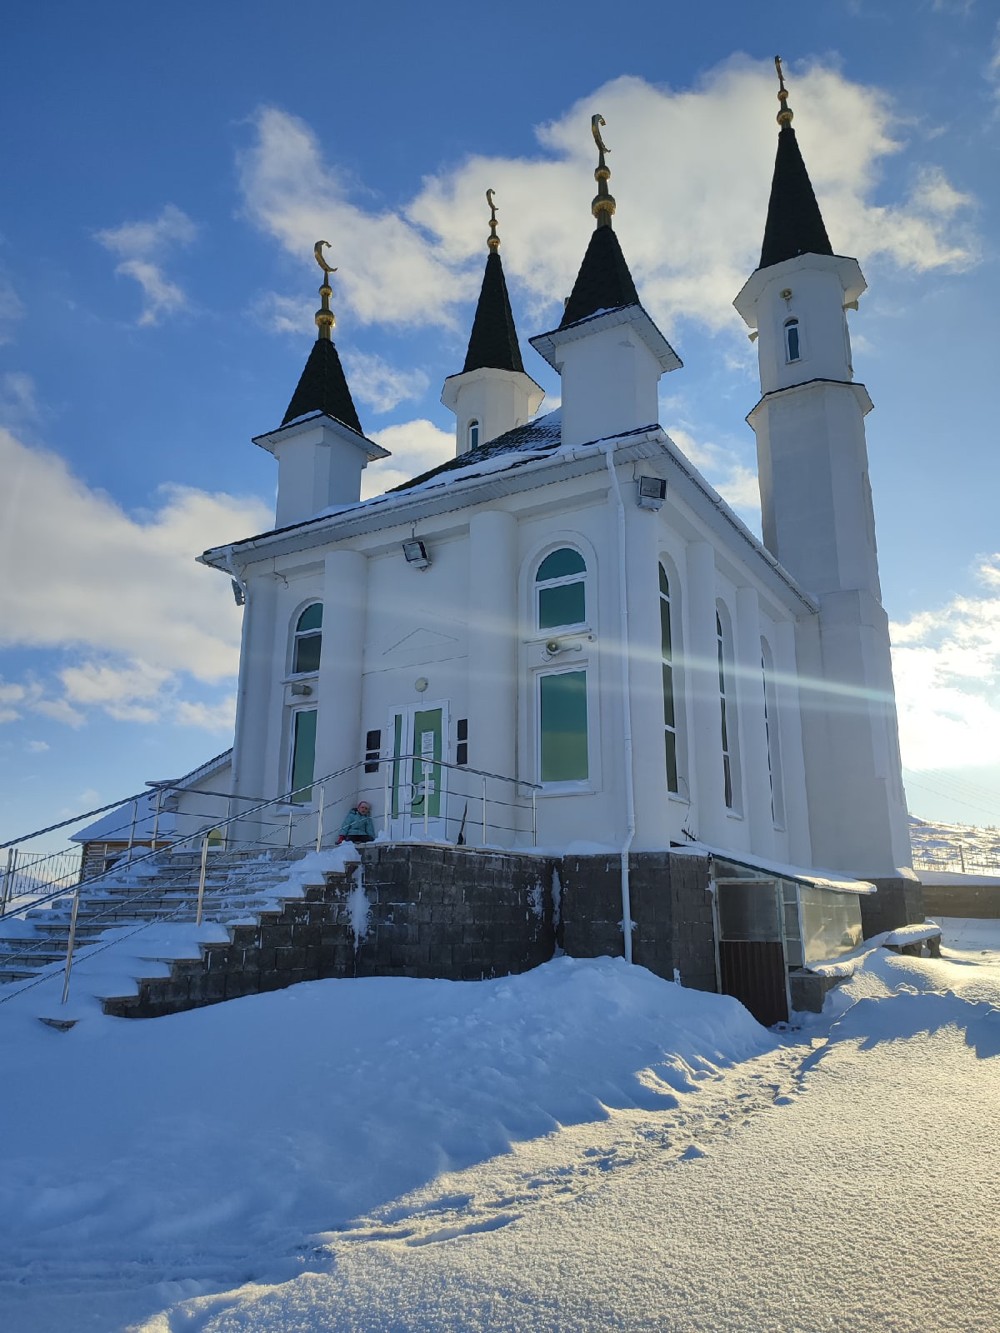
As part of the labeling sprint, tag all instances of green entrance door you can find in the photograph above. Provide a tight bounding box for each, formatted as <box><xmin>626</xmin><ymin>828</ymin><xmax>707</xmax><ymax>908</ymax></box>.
<box><xmin>389</xmin><ymin>702</ymin><xmax>447</xmax><ymax>839</ymax></box>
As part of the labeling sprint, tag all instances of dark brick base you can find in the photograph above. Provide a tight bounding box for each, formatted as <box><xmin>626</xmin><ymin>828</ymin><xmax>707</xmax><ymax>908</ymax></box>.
<box><xmin>920</xmin><ymin>881</ymin><xmax>1000</xmax><ymax>920</ymax></box>
<box><xmin>860</xmin><ymin>876</ymin><xmax>926</xmax><ymax>938</ymax></box>
<box><xmin>103</xmin><ymin>845</ymin><xmax>557</xmax><ymax>1019</ymax></box>
<box><xmin>557</xmin><ymin>851</ymin><xmax>716</xmax><ymax>992</ymax></box>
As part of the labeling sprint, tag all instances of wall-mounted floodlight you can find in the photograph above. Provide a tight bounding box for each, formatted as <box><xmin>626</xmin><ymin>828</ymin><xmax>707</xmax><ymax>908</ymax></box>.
<box><xmin>402</xmin><ymin>539</ymin><xmax>431</xmax><ymax>570</ymax></box>
<box><xmin>637</xmin><ymin>476</ymin><xmax>666</xmax><ymax>511</ymax></box>
<box><xmin>231</xmin><ymin>579</ymin><xmax>246</xmax><ymax>606</ymax></box>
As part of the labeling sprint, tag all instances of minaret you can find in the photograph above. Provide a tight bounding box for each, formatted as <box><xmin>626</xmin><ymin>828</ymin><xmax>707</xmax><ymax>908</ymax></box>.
<box><xmin>441</xmin><ymin>190</ymin><xmax>544</xmax><ymax>454</ymax></box>
<box><xmin>734</xmin><ymin>60</ymin><xmax>913</xmax><ymax>899</ymax></box>
<box><xmin>530</xmin><ymin>116</ymin><xmax>681</xmax><ymax>449</ymax></box>
<box><xmin>252</xmin><ymin>241</ymin><xmax>389</xmax><ymax>526</ymax></box>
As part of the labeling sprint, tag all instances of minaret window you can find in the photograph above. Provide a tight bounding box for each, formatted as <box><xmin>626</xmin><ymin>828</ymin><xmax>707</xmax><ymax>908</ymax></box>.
<box><xmin>784</xmin><ymin>318</ymin><xmax>801</xmax><ymax>363</ymax></box>
<box><xmin>292</xmin><ymin>603</ymin><xmax>323</xmax><ymax>674</ymax></box>
<box><xmin>468</xmin><ymin>419</ymin><xmax>480</xmax><ymax>451</ymax></box>
<box><xmin>539</xmin><ymin>669</ymin><xmax>589</xmax><ymax>783</ymax></box>
<box><xmin>659</xmin><ymin>564</ymin><xmax>679</xmax><ymax>795</ymax></box>
<box><xmin>536</xmin><ymin>548</ymin><xmax>587</xmax><ymax>631</ymax></box>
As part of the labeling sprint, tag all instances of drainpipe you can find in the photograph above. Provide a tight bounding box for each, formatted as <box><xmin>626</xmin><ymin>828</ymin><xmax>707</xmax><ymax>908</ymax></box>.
<box><xmin>603</xmin><ymin>444</ymin><xmax>635</xmax><ymax>964</ymax></box>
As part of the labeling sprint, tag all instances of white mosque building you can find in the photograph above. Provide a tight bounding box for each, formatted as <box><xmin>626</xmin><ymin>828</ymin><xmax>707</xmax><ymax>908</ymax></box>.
<box><xmin>190</xmin><ymin>66</ymin><xmax>920</xmax><ymax>1012</ymax></box>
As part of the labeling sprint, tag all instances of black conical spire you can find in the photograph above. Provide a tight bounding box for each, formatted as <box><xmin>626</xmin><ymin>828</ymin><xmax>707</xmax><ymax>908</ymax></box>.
<box><xmin>281</xmin><ymin>240</ymin><xmax>363</xmax><ymax>433</ymax></box>
<box><xmin>559</xmin><ymin>114</ymin><xmax>641</xmax><ymax>329</ymax></box>
<box><xmin>758</xmin><ymin>59</ymin><xmax>834</xmax><ymax>270</ymax></box>
<box><xmin>462</xmin><ymin>192</ymin><xmax>525</xmax><ymax>373</ymax></box>
<box><xmin>282</xmin><ymin>337</ymin><xmax>363</xmax><ymax>432</ymax></box>
<box><xmin>559</xmin><ymin>224</ymin><xmax>640</xmax><ymax>328</ymax></box>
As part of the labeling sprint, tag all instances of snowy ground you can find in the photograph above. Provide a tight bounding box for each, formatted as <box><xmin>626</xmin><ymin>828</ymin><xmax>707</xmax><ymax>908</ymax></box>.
<box><xmin>1</xmin><ymin>920</ymin><xmax>998</xmax><ymax>1332</ymax></box>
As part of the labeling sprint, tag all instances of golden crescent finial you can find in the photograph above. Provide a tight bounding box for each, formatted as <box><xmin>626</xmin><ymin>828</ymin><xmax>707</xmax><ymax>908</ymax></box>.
<box><xmin>314</xmin><ymin>239</ymin><xmax>337</xmax><ymax>276</ymax></box>
<box><xmin>592</xmin><ymin>114</ymin><xmax>610</xmax><ymax>160</ymax></box>
<box><xmin>485</xmin><ymin>189</ymin><xmax>500</xmax><ymax>251</ymax></box>
<box><xmin>590</xmin><ymin>114</ymin><xmax>615</xmax><ymax>228</ymax></box>
<box><xmin>774</xmin><ymin>55</ymin><xmax>794</xmax><ymax>127</ymax></box>
<box><xmin>312</xmin><ymin>240</ymin><xmax>336</xmax><ymax>340</ymax></box>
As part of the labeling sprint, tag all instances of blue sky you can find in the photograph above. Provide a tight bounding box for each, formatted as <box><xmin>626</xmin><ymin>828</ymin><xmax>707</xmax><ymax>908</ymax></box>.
<box><xmin>2</xmin><ymin>0</ymin><xmax>1000</xmax><ymax>840</ymax></box>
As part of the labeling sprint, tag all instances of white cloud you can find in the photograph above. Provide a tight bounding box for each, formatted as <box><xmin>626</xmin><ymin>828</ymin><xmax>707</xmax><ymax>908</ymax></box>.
<box><xmin>238</xmin><ymin>108</ymin><xmax>468</xmax><ymax>329</ymax></box>
<box><xmin>363</xmin><ymin>419</ymin><xmax>455</xmax><ymax>497</ymax></box>
<box><xmin>0</xmin><ymin>427</ymin><xmax>270</xmax><ymax>729</ymax></box>
<box><xmin>25</xmin><ymin>740</ymin><xmax>49</xmax><ymax>753</ymax></box>
<box><xmin>239</xmin><ymin>60</ymin><xmax>980</xmax><ymax>345</ymax></box>
<box><xmin>0</xmin><ymin>372</ymin><xmax>40</xmax><ymax>431</ymax></box>
<box><xmin>342</xmin><ymin>352</ymin><xmax>429</xmax><ymax>414</ymax></box>
<box><xmin>665</xmin><ymin>425</ymin><xmax>761</xmax><ymax>522</ymax></box>
<box><xmin>95</xmin><ymin>204</ymin><xmax>197</xmax><ymax>326</ymax></box>
<box><xmin>891</xmin><ymin>554</ymin><xmax>1000</xmax><ymax>770</ymax></box>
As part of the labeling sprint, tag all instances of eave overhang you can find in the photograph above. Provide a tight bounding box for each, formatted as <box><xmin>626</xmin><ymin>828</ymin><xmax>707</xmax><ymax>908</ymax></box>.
<box><xmin>252</xmin><ymin>410</ymin><xmax>390</xmax><ymax>463</ymax></box>
<box><xmin>746</xmin><ymin>378</ymin><xmax>874</xmax><ymax>427</ymax></box>
<box><xmin>530</xmin><ymin>303</ymin><xmax>682</xmax><ymax>374</ymax></box>
<box><xmin>734</xmin><ymin>252</ymin><xmax>867</xmax><ymax>329</ymax></box>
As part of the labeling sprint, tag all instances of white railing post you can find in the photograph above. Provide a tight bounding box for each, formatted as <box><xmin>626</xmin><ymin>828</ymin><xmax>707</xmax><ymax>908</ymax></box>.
<box><xmin>286</xmin><ymin>808</ymin><xmax>294</xmax><ymax>848</ymax></box>
<box><xmin>383</xmin><ymin>759</ymin><xmax>390</xmax><ymax>837</ymax></box>
<box><xmin>61</xmin><ymin>886</ymin><xmax>82</xmax><ymax>1005</ymax></box>
<box><xmin>532</xmin><ymin>789</ymin><xmax>537</xmax><ymax>846</ymax></box>
<box><xmin>423</xmin><ymin>770</ymin><xmax>430</xmax><ymax>839</ymax></box>
<box><xmin>126</xmin><ymin>799</ymin><xmax>138</xmax><ymax>862</ymax></box>
<box><xmin>316</xmin><ymin>785</ymin><xmax>325</xmax><ymax>853</ymax></box>
<box><xmin>481</xmin><ymin>776</ymin><xmax>488</xmax><ymax>846</ymax></box>
<box><xmin>1</xmin><ymin>848</ymin><xmax>16</xmax><ymax>915</ymax></box>
<box><xmin>196</xmin><ymin>836</ymin><xmax>210</xmax><ymax>927</ymax></box>
<box><xmin>151</xmin><ymin>786</ymin><xmax>162</xmax><ymax>851</ymax></box>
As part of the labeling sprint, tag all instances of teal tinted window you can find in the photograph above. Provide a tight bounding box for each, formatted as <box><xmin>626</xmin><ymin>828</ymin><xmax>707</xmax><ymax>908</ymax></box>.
<box><xmin>539</xmin><ymin>581</ymin><xmax>586</xmax><ymax>630</ymax></box>
<box><xmin>297</xmin><ymin>604</ymin><xmax>323</xmax><ymax>633</ymax></box>
<box><xmin>290</xmin><ymin>709</ymin><xmax>317</xmax><ymax>804</ymax></box>
<box><xmin>540</xmin><ymin>670</ymin><xmax>588</xmax><ymax>782</ymax></box>
<box><xmin>537</xmin><ymin>549</ymin><xmax>585</xmax><ymax>581</ymax></box>
<box><xmin>536</xmin><ymin>547</ymin><xmax>586</xmax><ymax>630</ymax></box>
<box><xmin>293</xmin><ymin>603</ymin><xmax>323</xmax><ymax>673</ymax></box>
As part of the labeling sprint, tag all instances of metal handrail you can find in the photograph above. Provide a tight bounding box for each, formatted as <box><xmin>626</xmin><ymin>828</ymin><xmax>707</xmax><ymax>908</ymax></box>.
<box><xmin>1</xmin><ymin>752</ymin><xmax>541</xmax><ymax>1007</ymax></box>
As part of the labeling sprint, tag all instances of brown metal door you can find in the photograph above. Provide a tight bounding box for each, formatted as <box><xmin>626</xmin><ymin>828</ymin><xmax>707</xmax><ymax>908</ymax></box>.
<box><xmin>719</xmin><ymin>940</ymin><xmax>788</xmax><ymax>1026</ymax></box>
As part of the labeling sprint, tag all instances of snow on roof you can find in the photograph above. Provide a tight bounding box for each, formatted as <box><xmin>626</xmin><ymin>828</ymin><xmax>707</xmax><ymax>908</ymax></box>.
<box><xmin>71</xmin><ymin>749</ymin><xmax>232</xmax><ymax>844</ymax></box>
<box><xmin>671</xmin><ymin>841</ymin><xmax>876</xmax><ymax>894</ymax></box>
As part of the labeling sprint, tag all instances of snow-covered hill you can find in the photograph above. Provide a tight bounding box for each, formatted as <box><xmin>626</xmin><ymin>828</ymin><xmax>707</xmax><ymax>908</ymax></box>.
<box><xmin>909</xmin><ymin>814</ymin><xmax>1000</xmax><ymax>874</ymax></box>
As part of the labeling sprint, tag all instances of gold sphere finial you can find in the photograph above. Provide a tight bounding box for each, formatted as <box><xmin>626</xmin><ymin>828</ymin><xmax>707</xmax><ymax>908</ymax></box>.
<box><xmin>486</xmin><ymin>188</ymin><xmax>500</xmax><ymax>252</ymax></box>
<box><xmin>313</xmin><ymin>240</ymin><xmax>337</xmax><ymax>339</ymax></box>
<box><xmin>775</xmin><ymin>55</ymin><xmax>794</xmax><ymax>127</ymax></box>
<box><xmin>591</xmin><ymin>113</ymin><xmax>616</xmax><ymax>227</ymax></box>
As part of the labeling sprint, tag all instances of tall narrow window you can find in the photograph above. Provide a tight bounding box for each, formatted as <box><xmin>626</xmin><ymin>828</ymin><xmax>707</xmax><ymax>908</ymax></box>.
<box><xmin>539</xmin><ymin>669</ymin><xmax>588</xmax><ymax>783</ymax></box>
<box><xmin>717</xmin><ymin>611</ymin><xmax>734</xmax><ymax>809</ymax></box>
<box><xmin>290</xmin><ymin>708</ymin><xmax>317</xmax><ymax>804</ymax></box>
<box><xmin>784</xmin><ymin>318</ymin><xmax>800</xmax><ymax>363</ymax></box>
<box><xmin>761</xmin><ymin>641</ymin><xmax>785</xmax><ymax>827</ymax></box>
<box><xmin>659</xmin><ymin>564</ymin><xmax>678</xmax><ymax>794</ymax></box>
<box><xmin>468</xmin><ymin>419</ymin><xmax>480</xmax><ymax>451</ymax></box>
<box><xmin>293</xmin><ymin>603</ymin><xmax>323</xmax><ymax>674</ymax></box>
<box><xmin>536</xmin><ymin>548</ymin><xmax>586</xmax><ymax>631</ymax></box>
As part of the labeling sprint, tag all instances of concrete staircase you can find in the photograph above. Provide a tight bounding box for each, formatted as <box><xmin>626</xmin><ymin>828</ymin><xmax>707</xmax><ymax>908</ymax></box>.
<box><xmin>0</xmin><ymin>848</ymin><xmax>308</xmax><ymax>988</ymax></box>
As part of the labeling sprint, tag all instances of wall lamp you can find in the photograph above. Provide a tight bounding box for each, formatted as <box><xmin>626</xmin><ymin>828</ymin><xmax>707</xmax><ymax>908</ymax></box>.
<box><xmin>637</xmin><ymin>476</ymin><xmax>667</xmax><ymax>511</ymax></box>
<box><xmin>402</xmin><ymin>538</ymin><xmax>431</xmax><ymax>570</ymax></box>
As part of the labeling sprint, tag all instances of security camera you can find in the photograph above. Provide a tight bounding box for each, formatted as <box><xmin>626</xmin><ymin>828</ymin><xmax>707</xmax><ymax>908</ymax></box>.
<box><xmin>544</xmin><ymin>639</ymin><xmax>562</xmax><ymax>656</ymax></box>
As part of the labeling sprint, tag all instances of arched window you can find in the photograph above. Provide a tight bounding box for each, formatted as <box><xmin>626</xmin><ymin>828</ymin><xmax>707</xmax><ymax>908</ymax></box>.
<box><xmin>467</xmin><ymin>419</ymin><xmax>480</xmax><ymax>451</ymax></box>
<box><xmin>659</xmin><ymin>564</ymin><xmax>678</xmax><ymax>794</ymax></box>
<box><xmin>784</xmin><ymin>318</ymin><xmax>800</xmax><ymax>363</ymax></box>
<box><xmin>761</xmin><ymin>639</ymin><xmax>785</xmax><ymax>828</ymax></box>
<box><xmin>536</xmin><ymin>547</ymin><xmax>587</xmax><ymax>631</ymax></box>
<box><xmin>292</xmin><ymin>603</ymin><xmax>323</xmax><ymax>674</ymax></box>
<box><xmin>716</xmin><ymin>609</ymin><xmax>737</xmax><ymax>810</ymax></box>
